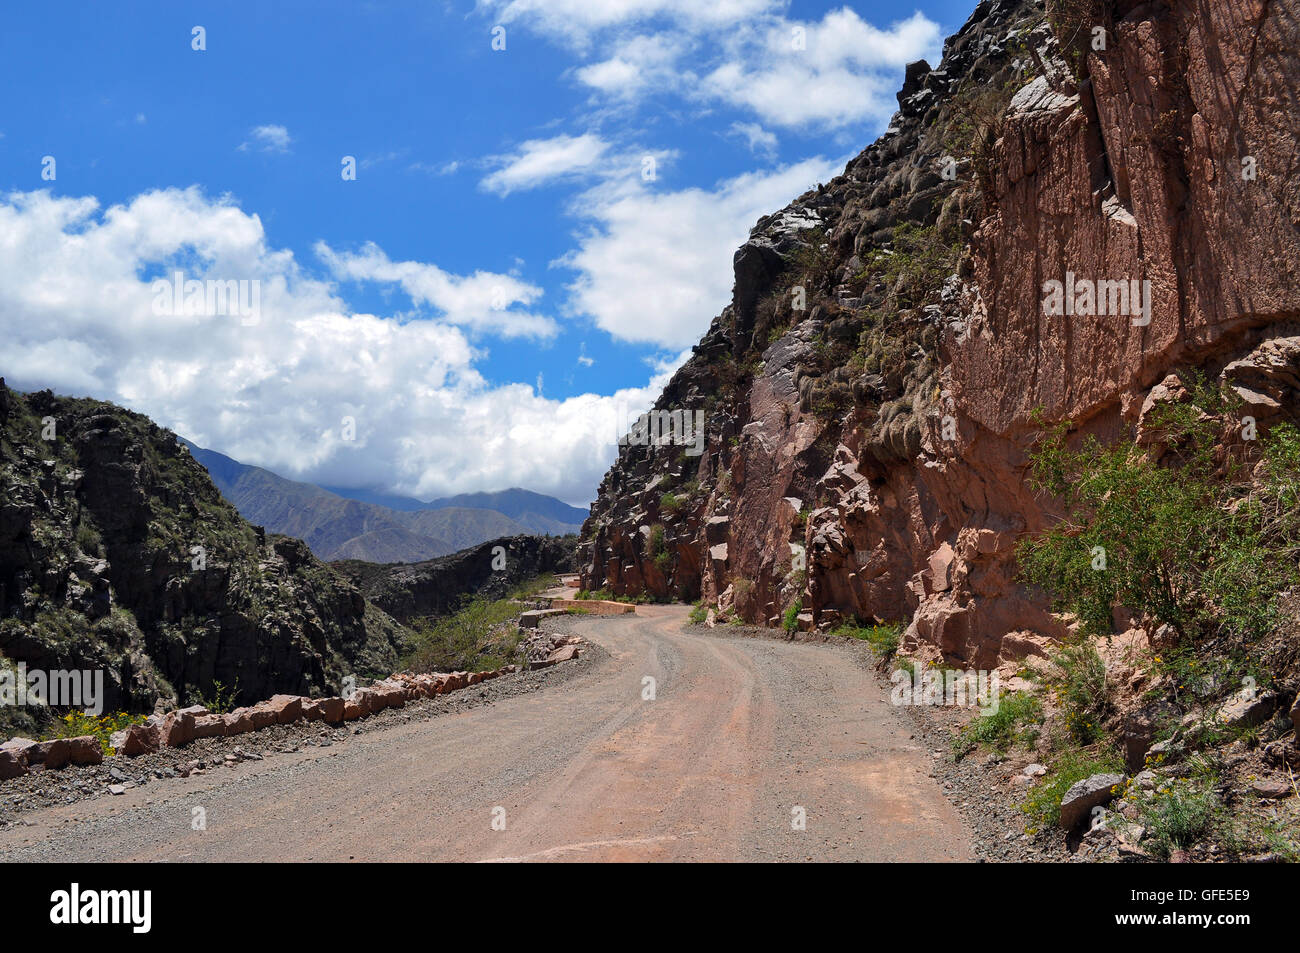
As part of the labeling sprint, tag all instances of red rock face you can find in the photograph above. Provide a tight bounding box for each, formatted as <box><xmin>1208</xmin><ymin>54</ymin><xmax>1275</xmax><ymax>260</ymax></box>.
<box><xmin>579</xmin><ymin>0</ymin><xmax>1300</xmax><ymax>666</ymax></box>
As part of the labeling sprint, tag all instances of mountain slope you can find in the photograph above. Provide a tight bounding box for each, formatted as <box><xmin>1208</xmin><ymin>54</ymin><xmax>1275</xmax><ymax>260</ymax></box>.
<box><xmin>0</xmin><ymin>381</ymin><xmax>413</xmax><ymax>723</ymax></box>
<box><xmin>578</xmin><ymin>0</ymin><xmax>1300</xmax><ymax>667</ymax></box>
<box><xmin>334</xmin><ymin>534</ymin><xmax>576</xmax><ymax>624</ymax></box>
<box><xmin>185</xmin><ymin>442</ymin><xmax>583</xmax><ymax>562</ymax></box>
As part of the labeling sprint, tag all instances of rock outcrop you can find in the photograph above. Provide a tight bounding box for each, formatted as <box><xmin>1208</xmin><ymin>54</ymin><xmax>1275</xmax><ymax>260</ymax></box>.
<box><xmin>0</xmin><ymin>381</ymin><xmax>413</xmax><ymax>721</ymax></box>
<box><xmin>579</xmin><ymin>0</ymin><xmax>1300</xmax><ymax>666</ymax></box>
<box><xmin>334</xmin><ymin>534</ymin><xmax>575</xmax><ymax>624</ymax></box>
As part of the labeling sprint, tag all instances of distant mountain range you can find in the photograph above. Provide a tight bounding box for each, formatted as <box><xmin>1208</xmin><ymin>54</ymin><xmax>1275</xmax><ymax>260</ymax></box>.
<box><xmin>182</xmin><ymin>441</ymin><xmax>587</xmax><ymax>564</ymax></box>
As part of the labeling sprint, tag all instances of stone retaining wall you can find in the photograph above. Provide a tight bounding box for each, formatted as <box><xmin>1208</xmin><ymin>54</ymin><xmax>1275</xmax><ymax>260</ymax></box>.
<box><xmin>0</xmin><ymin>634</ymin><xmax>588</xmax><ymax>782</ymax></box>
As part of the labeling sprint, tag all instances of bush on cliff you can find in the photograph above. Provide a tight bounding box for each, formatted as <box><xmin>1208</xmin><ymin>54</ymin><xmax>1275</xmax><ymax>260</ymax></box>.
<box><xmin>1019</xmin><ymin>385</ymin><xmax>1300</xmax><ymax>644</ymax></box>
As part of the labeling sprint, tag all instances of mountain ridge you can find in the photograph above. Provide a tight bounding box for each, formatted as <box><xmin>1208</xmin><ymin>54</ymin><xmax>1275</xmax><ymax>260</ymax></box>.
<box><xmin>183</xmin><ymin>441</ymin><xmax>586</xmax><ymax>564</ymax></box>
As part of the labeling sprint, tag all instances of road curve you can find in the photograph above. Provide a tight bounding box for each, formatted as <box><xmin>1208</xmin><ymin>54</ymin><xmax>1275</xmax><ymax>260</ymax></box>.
<box><xmin>0</xmin><ymin>605</ymin><xmax>975</xmax><ymax>862</ymax></box>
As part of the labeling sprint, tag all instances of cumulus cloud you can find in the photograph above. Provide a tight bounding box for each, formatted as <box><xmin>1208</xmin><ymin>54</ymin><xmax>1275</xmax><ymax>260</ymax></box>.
<box><xmin>0</xmin><ymin>188</ymin><xmax>668</xmax><ymax>505</ymax></box>
<box><xmin>701</xmin><ymin>10</ymin><xmax>941</xmax><ymax>129</ymax></box>
<box><xmin>315</xmin><ymin>241</ymin><xmax>557</xmax><ymax>339</ymax></box>
<box><xmin>573</xmin><ymin>33</ymin><xmax>691</xmax><ymax>98</ymax></box>
<box><xmin>480</xmin><ymin>133</ymin><xmax>612</xmax><ymax>195</ymax></box>
<box><xmin>559</xmin><ymin>154</ymin><xmax>846</xmax><ymax>348</ymax></box>
<box><xmin>485</xmin><ymin>2</ymin><xmax>941</xmax><ymax>132</ymax></box>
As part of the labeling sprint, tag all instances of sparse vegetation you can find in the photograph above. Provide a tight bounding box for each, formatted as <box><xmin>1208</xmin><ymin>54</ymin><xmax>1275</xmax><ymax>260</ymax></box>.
<box><xmin>404</xmin><ymin>594</ymin><xmax>522</xmax><ymax>673</ymax></box>
<box><xmin>829</xmin><ymin>621</ymin><xmax>903</xmax><ymax>659</ymax></box>
<box><xmin>856</xmin><ymin>223</ymin><xmax>962</xmax><ymax>310</ymax></box>
<box><xmin>190</xmin><ymin>678</ymin><xmax>240</xmax><ymax>714</ymax></box>
<box><xmin>951</xmin><ymin>692</ymin><xmax>1042</xmax><ymax>758</ymax></box>
<box><xmin>1046</xmin><ymin>643</ymin><xmax>1109</xmax><ymax>745</ymax></box>
<box><xmin>1021</xmin><ymin>747</ymin><xmax>1125</xmax><ymax>831</ymax></box>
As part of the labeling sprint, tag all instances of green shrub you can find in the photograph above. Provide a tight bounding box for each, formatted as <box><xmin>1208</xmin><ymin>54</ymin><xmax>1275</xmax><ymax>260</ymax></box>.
<box><xmin>645</xmin><ymin>524</ymin><xmax>667</xmax><ymax>559</ymax></box>
<box><xmin>1019</xmin><ymin>388</ymin><xmax>1300</xmax><ymax>643</ymax></box>
<box><xmin>74</xmin><ymin>521</ymin><xmax>103</xmax><ymax>556</ymax></box>
<box><xmin>190</xmin><ymin>678</ymin><xmax>240</xmax><ymax>714</ymax></box>
<box><xmin>688</xmin><ymin>601</ymin><xmax>708</xmax><ymax>624</ymax></box>
<box><xmin>951</xmin><ymin>691</ymin><xmax>1042</xmax><ymax>758</ymax></box>
<box><xmin>782</xmin><ymin>598</ymin><xmax>802</xmax><ymax>634</ymax></box>
<box><xmin>856</xmin><ymin>223</ymin><xmax>961</xmax><ymax>309</ymax></box>
<box><xmin>830</xmin><ymin>621</ymin><xmax>902</xmax><ymax>659</ymax></box>
<box><xmin>1047</xmin><ymin>0</ymin><xmax>1102</xmax><ymax>78</ymax></box>
<box><xmin>404</xmin><ymin>595</ymin><xmax>521</xmax><ymax>673</ymax></box>
<box><xmin>1136</xmin><ymin>774</ymin><xmax>1224</xmax><ymax>858</ymax></box>
<box><xmin>1048</xmin><ymin>643</ymin><xmax>1109</xmax><ymax>745</ymax></box>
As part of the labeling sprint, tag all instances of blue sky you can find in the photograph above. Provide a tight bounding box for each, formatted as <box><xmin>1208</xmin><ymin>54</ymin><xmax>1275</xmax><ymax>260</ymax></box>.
<box><xmin>0</xmin><ymin>0</ymin><xmax>977</xmax><ymax>506</ymax></box>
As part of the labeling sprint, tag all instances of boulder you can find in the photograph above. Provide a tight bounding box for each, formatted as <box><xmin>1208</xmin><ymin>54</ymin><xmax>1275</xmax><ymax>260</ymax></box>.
<box><xmin>373</xmin><ymin>682</ymin><xmax>406</xmax><ymax>709</ymax></box>
<box><xmin>1216</xmin><ymin>688</ymin><xmax>1277</xmax><ymax>730</ymax></box>
<box><xmin>223</xmin><ymin>709</ymin><xmax>254</xmax><ymax>736</ymax></box>
<box><xmin>300</xmin><ymin>698</ymin><xmax>325</xmax><ymax>721</ymax></box>
<box><xmin>1251</xmin><ymin>778</ymin><xmax>1293</xmax><ymax>800</ymax></box>
<box><xmin>192</xmin><ymin>714</ymin><xmax>227</xmax><ymax>739</ymax></box>
<box><xmin>120</xmin><ymin>722</ymin><xmax>162</xmax><ymax>757</ymax></box>
<box><xmin>1120</xmin><ymin>700</ymin><xmax>1179</xmax><ymax>771</ymax></box>
<box><xmin>547</xmin><ymin>644</ymin><xmax>582</xmax><ymax>664</ymax></box>
<box><xmin>245</xmin><ymin>704</ymin><xmax>279</xmax><ymax>731</ymax></box>
<box><xmin>65</xmin><ymin>735</ymin><xmax>104</xmax><ymax>766</ymax></box>
<box><xmin>267</xmin><ymin>694</ymin><xmax>304</xmax><ymax>725</ymax></box>
<box><xmin>317</xmin><ymin>697</ymin><xmax>346</xmax><ymax>723</ymax></box>
<box><xmin>444</xmin><ymin>673</ymin><xmax>469</xmax><ymax>693</ymax></box>
<box><xmin>32</xmin><ymin>737</ymin><xmax>72</xmax><ymax>769</ymax></box>
<box><xmin>0</xmin><ymin>749</ymin><xmax>27</xmax><ymax>780</ymax></box>
<box><xmin>161</xmin><ymin>707</ymin><xmax>199</xmax><ymax>747</ymax></box>
<box><xmin>0</xmin><ymin>738</ymin><xmax>37</xmax><ymax>779</ymax></box>
<box><xmin>1059</xmin><ymin>773</ymin><xmax>1126</xmax><ymax>830</ymax></box>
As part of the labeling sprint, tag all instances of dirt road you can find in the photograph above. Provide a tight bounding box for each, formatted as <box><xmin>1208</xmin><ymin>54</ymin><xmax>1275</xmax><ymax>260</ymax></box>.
<box><xmin>0</xmin><ymin>605</ymin><xmax>975</xmax><ymax>862</ymax></box>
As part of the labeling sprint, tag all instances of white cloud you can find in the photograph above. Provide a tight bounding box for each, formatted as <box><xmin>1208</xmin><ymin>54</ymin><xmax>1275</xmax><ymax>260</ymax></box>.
<box><xmin>573</xmin><ymin>33</ymin><xmax>689</xmax><ymax>98</ymax></box>
<box><xmin>0</xmin><ymin>188</ymin><xmax>669</xmax><ymax>505</ymax></box>
<box><xmin>481</xmin><ymin>133</ymin><xmax>611</xmax><ymax>195</ymax></box>
<box><xmin>410</xmin><ymin>159</ymin><xmax>460</xmax><ymax>176</ymax></box>
<box><xmin>488</xmin><ymin>3</ymin><xmax>941</xmax><ymax>132</ymax></box>
<box><xmin>487</xmin><ymin>0</ymin><xmax>780</xmax><ymax>48</ymax></box>
<box><xmin>315</xmin><ymin>240</ymin><xmax>557</xmax><ymax>339</ymax></box>
<box><xmin>238</xmin><ymin>124</ymin><xmax>292</xmax><ymax>154</ymax></box>
<box><xmin>559</xmin><ymin>154</ymin><xmax>845</xmax><ymax>348</ymax></box>
<box><xmin>701</xmin><ymin>10</ymin><xmax>941</xmax><ymax>129</ymax></box>
<box><xmin>729</xmin><ymin>121</ymin><xmax>777</xmax><ymax>156</ymax></box>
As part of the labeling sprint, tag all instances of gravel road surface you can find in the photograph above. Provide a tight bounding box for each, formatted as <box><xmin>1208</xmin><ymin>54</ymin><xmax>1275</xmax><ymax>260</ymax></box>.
<box><xmin>0</xmin><ymin>604</ymin><xmax>975</xmax><ymax>862</ymax></box>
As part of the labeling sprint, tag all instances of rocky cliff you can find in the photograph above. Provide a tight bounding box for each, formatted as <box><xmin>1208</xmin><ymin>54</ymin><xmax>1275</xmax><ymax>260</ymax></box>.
<box><xmin>0</xmin><ymin>380</ymin><xmax>412</xmax><ymax>722</ymax></box>
<box><xmin>579</xmin><ymin>0</ymin><xmax>1300</xmax><ymax>667</ymax></box>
